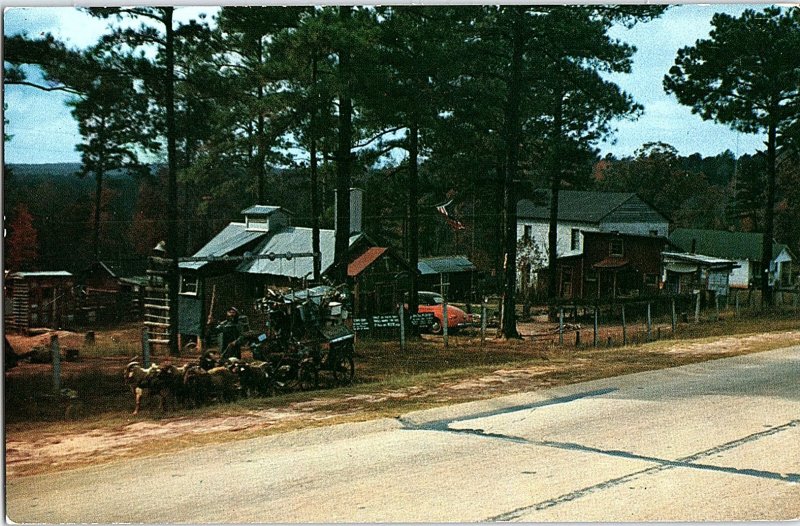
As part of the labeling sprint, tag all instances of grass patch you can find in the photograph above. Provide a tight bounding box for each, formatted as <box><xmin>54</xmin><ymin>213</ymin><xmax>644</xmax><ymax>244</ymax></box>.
<box><xmin>5</xmin><ymin>313</ymin><xmax>798</xmax><ymax>429</ymax></box>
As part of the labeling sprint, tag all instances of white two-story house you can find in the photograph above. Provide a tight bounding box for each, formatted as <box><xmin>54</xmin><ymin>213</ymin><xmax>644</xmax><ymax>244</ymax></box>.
<box><xmin>516</xmin><ymin>190</ymin><xmax>670</xmax><ymax>286</ymax></box>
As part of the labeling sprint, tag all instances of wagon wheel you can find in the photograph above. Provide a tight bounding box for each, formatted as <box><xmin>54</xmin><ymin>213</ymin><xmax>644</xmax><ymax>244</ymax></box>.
<box><xmin>298</xmin><ymin>362</ymin><xmax>319</xmax><ymax>391</ymax></box>
<box><xmin>333</xmin><ymin>354</ymin><xmax>355</xmax><ymax>386</ymax></box>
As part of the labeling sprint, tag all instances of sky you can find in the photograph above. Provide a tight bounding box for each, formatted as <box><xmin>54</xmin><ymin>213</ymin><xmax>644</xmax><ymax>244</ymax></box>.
<box><xmin>1</xmin><ymin>4</ymin><xmax>777</xmax><ymax>165</ymax></box>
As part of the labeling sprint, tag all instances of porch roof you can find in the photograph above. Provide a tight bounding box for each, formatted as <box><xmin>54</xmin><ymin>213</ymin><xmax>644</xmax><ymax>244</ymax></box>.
<box><xmin>418</xmin><ymin>255</ymin><xmax>476</xmax><ymax>275</ymax></box>
<box><xmin>662</xmin><ymin>251</ymin><xmax>739</xmax><ymax>269</ymax></box>
<box><xmin>593</xmin><ymin>257</ymin><xmax>629</xmax><ymax>269</ymax></box>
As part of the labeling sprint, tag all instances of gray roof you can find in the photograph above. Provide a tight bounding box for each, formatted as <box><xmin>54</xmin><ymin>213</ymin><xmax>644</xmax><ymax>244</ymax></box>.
<box><xmin>179</xmin><ymin>223</ymin><xmax>267</xmax><ymax>270</ymax></box>
<box><xmin>670</xmin><ymin>228</ymin><xmax>794</xmax><ymax>262</ymax></box>
<box><xmin>517</xmin><ymin>190</ymin><xmax>668</xmax><ymax>225</ymax></box>
<box><xmin>418</xmin><ymin>255</ymin><xmax>476</xmax><ymax>275</ymax></box>
<box><xmin>241</xmin><ymin>205</ymin><xmax>283</xmax><ymax>216</ymax></box>
<box><xmin>239</xmin><ymin>228</ymin><xmax>364</xmax><ymax>279</ymax></box>
<box><xmin>9</xmin><ymin>271</ymin><xmax>73</xmax><ymax>278</ymax></box>
<box><xmin>662</xmin><ymin>251</ymin><xmax>739</xmax><ymax>269</ymax></box>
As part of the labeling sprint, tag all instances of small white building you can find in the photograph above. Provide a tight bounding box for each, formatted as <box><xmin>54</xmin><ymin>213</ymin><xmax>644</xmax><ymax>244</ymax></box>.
<box><xmin>661</xmin><ymin>251</ymin><xmax>739</xmax><ymax>296</ymax></box>
<box><xmin>669</xmin><ymin>228</ymin><xmax>796</xmax><ymax>289</ymax></box>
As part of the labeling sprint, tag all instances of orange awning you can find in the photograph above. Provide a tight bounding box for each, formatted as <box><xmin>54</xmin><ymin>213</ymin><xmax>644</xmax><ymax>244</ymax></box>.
<box><xmin>593</xmin><ymin>257</ymin><xmax>629</xmax><ymax>269</ymax></box>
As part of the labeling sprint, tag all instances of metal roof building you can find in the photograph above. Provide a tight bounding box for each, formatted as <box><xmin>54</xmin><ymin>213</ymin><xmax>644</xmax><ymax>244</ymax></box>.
<box><xmin>240</xmin><ymin>228</ymin><xmax>364</xmax><ymax>279</ymax></box>
<box><xmin>417</xmin><ymin>256</ymin><xmax>477</xmax><ymax>276</ymax></box>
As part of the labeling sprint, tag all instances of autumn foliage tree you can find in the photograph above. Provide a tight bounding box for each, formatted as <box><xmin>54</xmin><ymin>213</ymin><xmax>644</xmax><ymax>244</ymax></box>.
<box><xmin>6</xmin><ymin>204</ymin><xmax>39</xmax><ymax>270</ymax></box>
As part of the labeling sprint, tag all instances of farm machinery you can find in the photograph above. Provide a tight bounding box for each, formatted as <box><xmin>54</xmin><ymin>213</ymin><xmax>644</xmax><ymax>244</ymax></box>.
<box><xmin>249</xmin><ymin>285</ymin><xmax>355</xmax><ymax>391</ymax></box>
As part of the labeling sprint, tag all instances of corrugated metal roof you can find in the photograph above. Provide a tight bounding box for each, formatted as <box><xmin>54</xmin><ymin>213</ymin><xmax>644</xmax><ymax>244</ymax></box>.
<box><xmin>179</xmin><ymin>223</ymin><xmax>267</xmax><ymax>270</ymax></box>
<box><xmin>517</xmin><ymin>190</ymin><xmax>666</xmax><ymax>224</ymax></box>
<box><xmin>10</xmin><ymin>271</ymin><xmax>73</xmax><ymax>278</ymax></box>
<box><xmin>662</xmin><ymin>251</ymin><xmax>739</xmax><ymax>268</ymax></box>
<box><xmin>119</xmin><ymin>276</ymin><xmax>149</xmax><ymax>287</ymax></box>
<box><xmin>238</xmin><ymin>228</ymin><xmax>364</xmax><ymax>279</ymax></box>
<box><xmin>418</xmin><ymin>255</ymin><xmax>476</xmax><ymax>275</ymax></box>
<box><xmin>241</xmin><ymin>205</ymin><xmax>282</xmax><ymax>216</ymax></box>
<box><xmin>348</xmin><ymin>247</ymin><xmax>388</xmax><ymax>277</ymax></box>
<box><xmin>670</xmin><ymin>228</ymin><xmax>792</xmax><ymax>262</ymax></box>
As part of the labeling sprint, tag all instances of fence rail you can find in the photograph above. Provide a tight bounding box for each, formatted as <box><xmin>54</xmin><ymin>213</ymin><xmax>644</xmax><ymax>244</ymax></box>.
<box><xmin>348</xmin><ymin>290</ymin><xmax>799</xmax><ymax>351</ymax></box>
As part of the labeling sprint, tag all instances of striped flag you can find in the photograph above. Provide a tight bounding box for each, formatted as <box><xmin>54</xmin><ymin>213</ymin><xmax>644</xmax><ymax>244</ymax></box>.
<box><xmin>435</xmin><ymin>199</ymin><xmax>466</xmax><ymax>231</ymax></box>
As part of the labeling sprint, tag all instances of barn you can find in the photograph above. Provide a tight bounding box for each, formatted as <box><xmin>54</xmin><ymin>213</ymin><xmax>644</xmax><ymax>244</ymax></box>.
<box><xmin>3</xmin><ymin>271</ymin><xmax>75</xmax><ymax>333</ymax></box>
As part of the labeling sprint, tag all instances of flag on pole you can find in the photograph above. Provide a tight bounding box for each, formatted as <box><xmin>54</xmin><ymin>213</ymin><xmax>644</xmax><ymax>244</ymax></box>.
<box><xmin>435</xmin><ymin>199</ymin><xmax>466</xmax><ymax>231</ymax></box>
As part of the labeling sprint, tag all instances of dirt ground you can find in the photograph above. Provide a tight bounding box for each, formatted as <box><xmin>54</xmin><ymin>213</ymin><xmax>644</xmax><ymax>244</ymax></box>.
<box><xmin>5</xmin><ymin>324</ymin><xmax>800</xmax><ymax>478</ymax></box>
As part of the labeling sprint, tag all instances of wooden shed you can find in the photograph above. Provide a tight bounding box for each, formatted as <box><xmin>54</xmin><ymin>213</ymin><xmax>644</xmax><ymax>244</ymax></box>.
<box><xmin>78</xmin><ymin>261</ymin><xmax>147</xmax><ymax>324</ymax></box>
<box><xmin>417</xmin><ymin>255</ymin><xmax>478</xmax><ymax>301</ymax></box>
<box><xmin>347</xmin><ymin>247</ymin><xmax>414</xmax><ymax>317</ymax></box>
<box><xmin>3</xmin><ymin>271</ymin><xmax>75</xmax><ymax>333</ymax></box>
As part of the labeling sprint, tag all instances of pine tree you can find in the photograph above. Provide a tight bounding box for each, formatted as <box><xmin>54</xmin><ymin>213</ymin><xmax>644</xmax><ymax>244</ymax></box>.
<box><xmin>665</xmin><ymin>6</ymin><xmax>800</xmax><ymax>305</ymax></box>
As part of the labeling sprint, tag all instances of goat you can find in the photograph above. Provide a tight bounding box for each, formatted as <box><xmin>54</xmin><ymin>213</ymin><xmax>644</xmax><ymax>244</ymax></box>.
<box><xmin>229</xmin><ymin>359</ymin><xmax>273</xmax><ymax>398</ymax></box>
<box><xmin>199</xmin><ymin>349</ymin><xmax>222</xmax><ymax>371</ymax></box>
<box><xmin>207</xmin><ymin>366</ymin><xmax>240</xmax><ymax>403</ymax></box>
<box><xmin>156</xmin><ymin>363</ymin><xmax>190</xmax><ymax>410</ymax></box>
<box><xmin>183</xmin><ymin>364</ymin><xmax>213</xmax><ymax>407</ymax></box>
<box><xmin>123</xmin><ymin>361</ymin><xmax>163</xmax><ymax>415</ymax></box>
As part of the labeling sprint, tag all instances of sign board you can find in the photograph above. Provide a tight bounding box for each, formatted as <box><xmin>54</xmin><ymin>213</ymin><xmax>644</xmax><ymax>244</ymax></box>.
<box><xmin>352</xmin><ymin>318</ymin><xmax>370</xmax><ymax>331</ymax></box>
<box><xmin>372</xmin><ymin>315</ymin><xmax>401</xmax><ymax>328</ymax></box>
<box><xmin>410</xmin><ymin>313</ymin><xmax>435</xmax><ymax>327</ymax></box>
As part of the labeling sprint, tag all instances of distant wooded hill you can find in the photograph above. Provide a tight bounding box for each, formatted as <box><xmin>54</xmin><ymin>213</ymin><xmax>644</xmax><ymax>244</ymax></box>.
<box><xmin>4</xmin><ymin>149</ymin><xmax>799</xmax><ymax>286</ymax></box>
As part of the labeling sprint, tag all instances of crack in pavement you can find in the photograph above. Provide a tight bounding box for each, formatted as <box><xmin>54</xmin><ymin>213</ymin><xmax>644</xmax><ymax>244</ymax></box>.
<box><xmin>485</xmin><ymin>420</ymin><xmax>800</xmax><ymax>521</ymax></box>
<box><xmin>484</xmin><ymin>420</ymin><xmax>800</xmax><ymax>521</ymax></box>
<box><xmin>397</xmin><ymin>388</ymin><xmax>618</xmax><ymax>432</ymax></box>
<box><xmin>396</xmin><ymin>391</ymin><xmax>799</xmax><ymax>521</ymax></box>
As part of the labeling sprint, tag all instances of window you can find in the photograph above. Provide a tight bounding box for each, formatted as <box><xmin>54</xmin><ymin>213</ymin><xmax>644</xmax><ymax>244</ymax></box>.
<box><xmin>644</xmin><ymin>274</ymin><xmax>658</xmax><ymax>287</ymax></box>
<box><xmin>180</xmin><ymin>276</ymin><xmax>198</xmax><ymax>295</ymax></box>
<box><xmin>561</xmin><ymin>267</ymin><xmax>573</xmax><ymax>297</ymax></box>
<box><xmin>571</xmin><ymin>229</ymin><xmax>580</xmax><ymax>251</ymax></box>
<box><xmin>610</xmin><ymin>238</ymin><xmax>624</xmax><ymax>257</ymax></box>
<box><xmin>523</xmin><ymin>225</ymin><xmax>532</xmax><ymax>240</ymax></box>
<box><xmin>650</xmin><ymin>229</ymin><xmax>659</xmax><ymax>237</ymax></box>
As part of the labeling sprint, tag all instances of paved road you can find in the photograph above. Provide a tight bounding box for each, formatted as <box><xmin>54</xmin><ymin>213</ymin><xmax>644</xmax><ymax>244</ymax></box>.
<box><xmin>7</xmin><ymin>346</ymin><xmax>800</xmax><ymax>523</ymax></box>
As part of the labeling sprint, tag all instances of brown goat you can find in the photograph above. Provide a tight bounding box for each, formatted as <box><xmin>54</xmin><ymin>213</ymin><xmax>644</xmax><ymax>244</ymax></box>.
<box><xmin>124</xmin><ymin>361</ymin><xmax>163</xmax><ymax>415</ymax></box>
<box><xmin>207</xmin><ymin>366</ymin><xmax>240</xmax><ymax>402</ymax></box>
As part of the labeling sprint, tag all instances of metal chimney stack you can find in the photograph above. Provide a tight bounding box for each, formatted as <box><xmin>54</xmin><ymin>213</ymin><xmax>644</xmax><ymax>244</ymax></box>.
<box><xmin>335</xmin><ymin>187</ymin><xmax>364</xmax><ymax>235</ymax></box>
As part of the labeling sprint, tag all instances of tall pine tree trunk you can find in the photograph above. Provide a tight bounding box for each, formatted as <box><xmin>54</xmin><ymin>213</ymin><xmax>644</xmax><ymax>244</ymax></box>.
<box><xmin>500</xmin><ymin>9</ymin><xmax>524</xmax><ymax>339</ymax></box>
<box><xmin>408</xmin><ymin>116</ymin><xmax>420</xmax><ymax>314</ymax></box>
<box><xmin>92</xmin><ymin>166</ymin><xmax>104</xmax><ymax>262</ymax></box>
<box><xmin>256</xmin><ymin>40</ymin><xmax>267</xmax><ymax>203</ymax></box>
<box><xmin>164</xmin><ymin>6</ymin><xmax>179</xmax><ymax>356</ymax></box>
<box><xmin>311</xmin><ymin>53</ymin><xmax>321</xmax><ymax>282</ymax></box>
<box><xmin>334</xmin><ymin>6</ymin><xmax>353</xmax><ymax>283</ymax></box>
<box><xmin>494</xmin><ymin>156</ymin><xmax>505</xmax><ymax>288</ymax></box>
<box><xmin>547</xmin><ymin>84</ymin><xmax>564</xmax><ymax>306</ymax></box>
<box><xmin>761</xmin><ymin>118</ymin><xmax>777</xmax><ymax>306</ymax></box>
